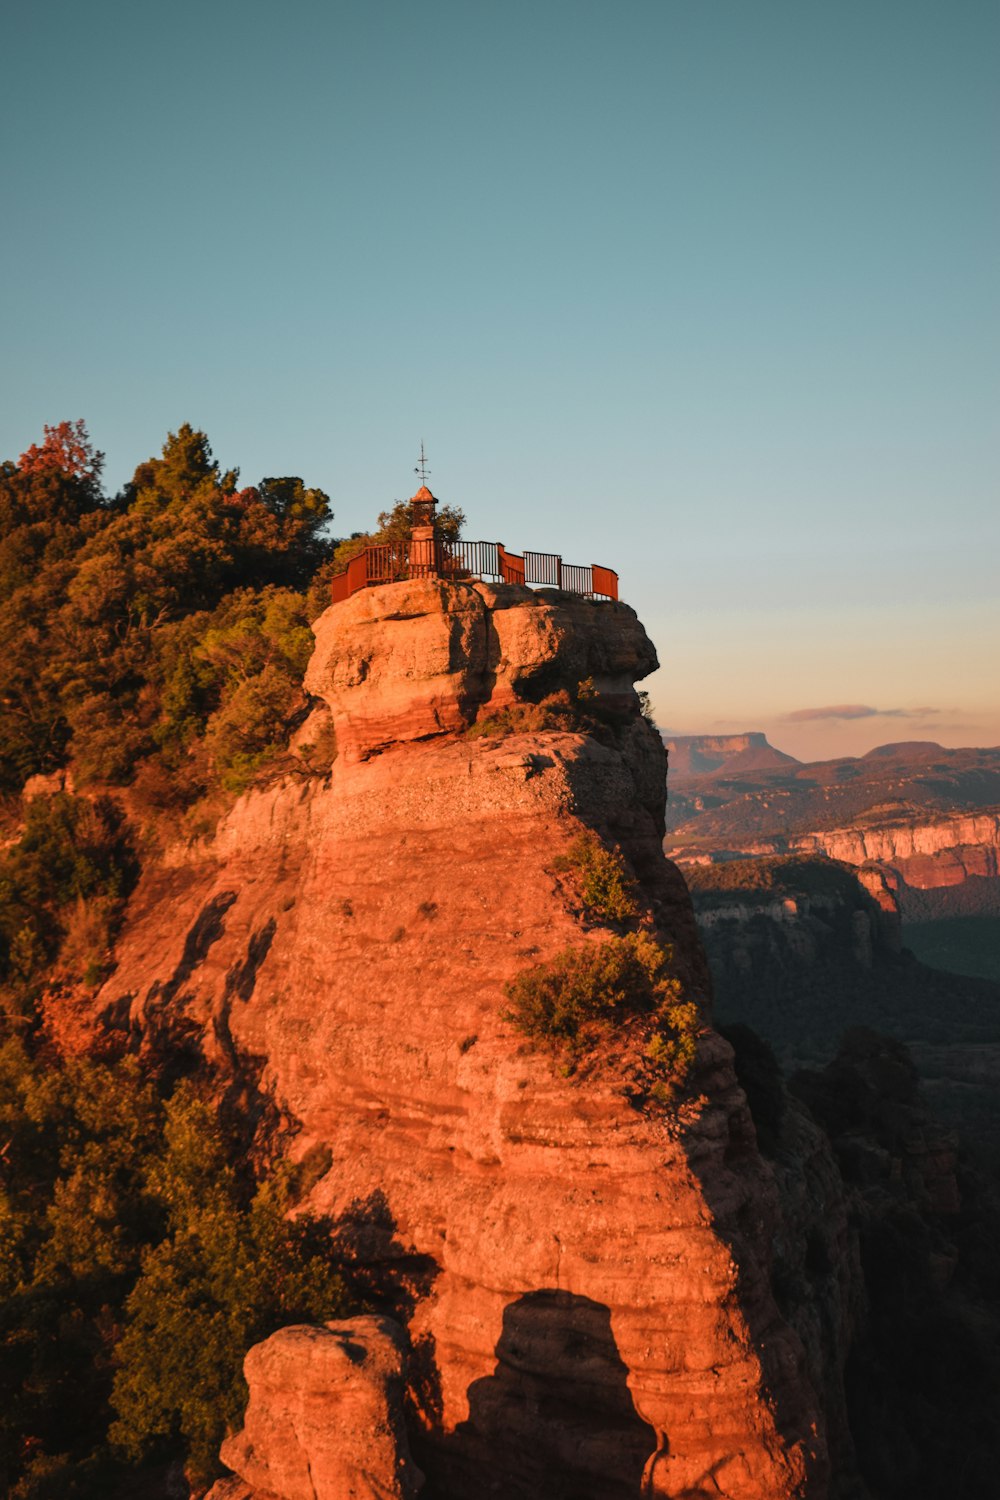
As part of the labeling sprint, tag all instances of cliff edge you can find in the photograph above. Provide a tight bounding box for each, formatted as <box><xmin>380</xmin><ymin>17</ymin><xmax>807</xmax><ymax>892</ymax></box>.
<box><xmin>99</xmin><ymin>580</ymin><xmax>853</xmax><ymax>1499</ymax></box>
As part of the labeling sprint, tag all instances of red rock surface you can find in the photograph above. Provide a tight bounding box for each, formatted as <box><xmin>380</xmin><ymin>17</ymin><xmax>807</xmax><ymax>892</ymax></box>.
<box><xmin>101</xmin><ymin>580</ymin><xmax>846</xmax><ymax>1499</ymax></box>
<box><xmin>206</xmin><ymin>1316</ymin><xmax>422</xmax><ymax>1500</ymax></box>
<box><xmin>304</xmin><ymin>578</ymin><xmax>657</xmax><ymax>763</ymax></box>
<box><xmin>787</xmin><ymin>813</ymin><xmax>1000</xmax><ymax>891</ymax></box>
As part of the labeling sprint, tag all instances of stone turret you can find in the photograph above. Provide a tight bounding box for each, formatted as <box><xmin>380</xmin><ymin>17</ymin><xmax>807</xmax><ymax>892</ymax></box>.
<box><xmin>408</xmin><ymin>484</ymin><xmax>439</xmax><ymax>577</ymax></box>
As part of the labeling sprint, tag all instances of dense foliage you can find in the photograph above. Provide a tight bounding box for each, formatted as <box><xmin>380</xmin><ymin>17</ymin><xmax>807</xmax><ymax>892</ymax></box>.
<box><xmin>0</xmin><ymin>793</ymin><xmax>137</xmax><ymax>1005</ymax></box>
<box><xmin>0</xmin><ymin>1044</ymin><xmax>348</xmax><ymax>1496</ymax></box>
<box><xmin>0</xmin><ymin>421</ymin><xmax>333</xmax><ymax>808</ymax></box>
<box><xmin>682</xmin><ymin>853</ymin><xmax>866</xmax><ymax>903</ymax></box>
<box><xmin>0</xmin><ymin>422</ymin><xmax>352</xmax><ymax>1496</ymax></box>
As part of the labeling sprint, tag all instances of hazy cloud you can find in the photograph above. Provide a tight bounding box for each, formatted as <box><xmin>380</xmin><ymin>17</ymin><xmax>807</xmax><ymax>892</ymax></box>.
<box><xmin>782</xmin><ymin>704</ymin><xmax>940</xmax><ymax>723</ymax></box>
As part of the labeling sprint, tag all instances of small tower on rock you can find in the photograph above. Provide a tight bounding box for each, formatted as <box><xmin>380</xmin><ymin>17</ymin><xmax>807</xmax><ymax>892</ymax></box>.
<box><xmin>409</xmin><ymin>435</ymin><xmax>440</xmax><ymax>580</ymax></box>
<box><xmin>408</xmin><ymin>484</ymin><xmax>439</xmax><ymax>577</ymax></box>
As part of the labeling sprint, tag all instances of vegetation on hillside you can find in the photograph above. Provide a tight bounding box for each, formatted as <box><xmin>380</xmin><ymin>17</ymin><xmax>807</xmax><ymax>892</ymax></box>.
<box><xmin>0</xmin><ymin>420</ymin><xmax>334</xmax><ymax>813</ymax></box>
<box><xmin>0</xmin><ymin>1043</ymin><xmax>349</xmax><ymax>1497</ymax></box>
<box><xmin>0</xmin><ymin>421</ymin><xmax>351</xmax><ymax>1496</ymax></box>
<box><xmin>682</xmin><ymin>853</ymin><xmax>866</xmax><ymax>904</ymax></box>
<box><xmin>552</xmin><ymin>832</ymin><xmax>640</xmax><ymax>924</ymax></box>
<box><xmin>504</xmin><ymin>834</ymin><xmax>699</xmax><ymax>1103</ymax></box>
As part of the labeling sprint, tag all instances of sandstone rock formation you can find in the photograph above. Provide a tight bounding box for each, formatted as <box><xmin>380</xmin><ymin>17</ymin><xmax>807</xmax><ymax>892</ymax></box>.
<box><xmin>663</xmin><ymin>738</ymin><xmax>1000</xmax><ymax>921</ymax></box>
<box><xmin>206</xmin><ymin>1316</ymin><xmax>422</xmax><ymax>1500</ymax></box>
<box><xmin>741</xmin><ymin>812</ymin><xmax>1000</xmax><ymax>897</ymax></box>
<box><xmin>304</xmin><ymin>578</ymin><xmax>658</xmax><ymax>765</ymax></box>
<box><xmin>99</xmin><ymin>579</ymin><xmax>855</xmax><ymax>1498</ymax></box>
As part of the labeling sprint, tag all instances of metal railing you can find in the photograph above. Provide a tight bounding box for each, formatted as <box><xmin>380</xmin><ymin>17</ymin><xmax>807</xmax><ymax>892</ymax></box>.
<box><xmin>330</xmin><ymin>539</ymin><xmax>618</xmax><ymax>604</ymax></box>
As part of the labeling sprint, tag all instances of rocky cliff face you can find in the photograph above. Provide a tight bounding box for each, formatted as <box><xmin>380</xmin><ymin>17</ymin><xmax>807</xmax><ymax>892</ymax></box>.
<box><xmin>663</xmin><ymin>742</ymin><xmax>1000</xmax><ymax>926</ymax></box>
<box><xmin>97</xmin><ymin>580</ymin><xmax>857</xmax><ymax>1499</ymax></box>
<box><xmin>739</xmin><ymin>812</ymin><xmax>1000</xmax><ymax>896</ymax></box>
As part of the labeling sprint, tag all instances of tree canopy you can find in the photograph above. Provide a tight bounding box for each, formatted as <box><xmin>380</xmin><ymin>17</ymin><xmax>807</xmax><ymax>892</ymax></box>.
<box><xmin>0</xmin><ymin>422</ymin><xmax>334</xmax><ymax>803</ymax></box>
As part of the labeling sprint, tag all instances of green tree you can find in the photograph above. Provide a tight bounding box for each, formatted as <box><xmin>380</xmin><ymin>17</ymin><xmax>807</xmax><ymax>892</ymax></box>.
<box><xmin>109</xmin><ymin>1086</ymin><xmax>347</xmax><ymax>1485</ymax></box>
<box><xmin>0</xmin><ymin>1049</ymin><xmax>348</xmax><ymax>1496</ymax></box>
<box><xmin>0</xmin><ymin>422</ymin><xmax>334</xmax><ymax>796</ymax></box>
<box><xmin>331</xmin><ymin>497</ymin><xmax>465</xmax><ymax>572</ymax></box>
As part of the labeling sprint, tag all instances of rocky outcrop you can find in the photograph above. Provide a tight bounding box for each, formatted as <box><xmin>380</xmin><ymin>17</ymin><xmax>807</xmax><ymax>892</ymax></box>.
<box><xmin>207</xmin><ymin>1316</ymin><xmax>422</xmax><ymax>1500</ymax></box>
<box><xmin>688</xmin><ymin>855</ymin><xmax>1000</xmax><ymax>1160</ymax></box>
<box><xmin>305</xmin><ymin>578</ymin><xmax>657</xmax><ymax>765</ymax></box>
<box><xmin>99</xmin><ymin>579</ymin><xmax>856</xmax><ymax>1499</ymax></box>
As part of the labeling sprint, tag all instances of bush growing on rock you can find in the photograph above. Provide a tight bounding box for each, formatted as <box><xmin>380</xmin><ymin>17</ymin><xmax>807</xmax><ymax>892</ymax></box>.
<box><xmin>465</xmin><ymin>690</ymin><xmax>581</xmax><ymax>739</ymax></box>
<box><xmin>553</xmin><ymin>831</ymin><xmax>640</xmax><ymax>924</ymax></box>
<box><xmin>503</xmin><ymin>932</ymin><xmax>697</xmax><ymax>1099</ymax></box>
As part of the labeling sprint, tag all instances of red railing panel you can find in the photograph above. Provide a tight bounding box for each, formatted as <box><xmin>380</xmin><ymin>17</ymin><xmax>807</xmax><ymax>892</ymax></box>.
<box><xmin>498</xmin><ymin>545</ymin><xmax>525</xmax><ymax>587</ymax></box>
<box><xmin>347</xmin><ymin>553</ymin><xmax>369</xmax><ymax>595</ymax></box>
<box><xmin>591</xmin><ymin>564</ymin><xmax>618</xmax><ymax>601</ymax></box>
<box><xmin>364</xmin><ymin>542</ymin><xmax>409</xmax><ymax>584</ymax></box>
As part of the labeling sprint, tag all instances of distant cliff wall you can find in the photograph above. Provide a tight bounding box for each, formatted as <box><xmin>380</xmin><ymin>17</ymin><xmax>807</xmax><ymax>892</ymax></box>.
<box><xmin>787</xmin><ymin>812</ymin><xmax>1000</xmax><ymax>887</ymax></box>
<box><xmin>726</xmin><ymin>811</ymin><xmax>1000</xmax><ymax>922</ymax></box>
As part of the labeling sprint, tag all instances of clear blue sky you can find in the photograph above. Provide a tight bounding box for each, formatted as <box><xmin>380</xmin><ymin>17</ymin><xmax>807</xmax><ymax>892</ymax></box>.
<box><xmin>3</xmin><ymin>0</ymin><xmax>997</xmax><ymax>760</ymax></box>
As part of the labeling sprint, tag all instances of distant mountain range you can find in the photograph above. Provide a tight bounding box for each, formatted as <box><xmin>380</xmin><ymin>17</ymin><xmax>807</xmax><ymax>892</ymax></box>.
<box><xmin>664</xmin><ymin>736</ymin><xmax>1000</xmax><ymax>842</ymax></box>
<box><xmin>664</xmin><ymin>734</ymin><xmax>1000</xmax><ymax>985</ymax></box>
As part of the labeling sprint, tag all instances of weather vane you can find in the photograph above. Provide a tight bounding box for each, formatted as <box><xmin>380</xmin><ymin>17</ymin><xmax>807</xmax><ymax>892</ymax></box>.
<box><xmin>414</xmin><ymin>441</ymin><xmax>431</xmax><ymax>486</ymax></box>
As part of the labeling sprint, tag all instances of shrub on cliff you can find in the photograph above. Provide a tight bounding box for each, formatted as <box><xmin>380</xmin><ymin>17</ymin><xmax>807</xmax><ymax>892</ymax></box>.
<box><xmin>466</xmin><ymin>682</ymin><xmax>639</xmax><ymax>745</ymax></box>
<box><xmin>553</xmin><ymin>832</ymin><xmax>640</xmax><ymax>924</ymax></box>
<box><xmin>465</xmin><ymin>691</ymin><xmax>581</xmax><ymax>739</ymax></box>
<box><xmin>503</xmin><ymin>931</ymin><xmax>697</xmax><ymax>1099</ymax></box>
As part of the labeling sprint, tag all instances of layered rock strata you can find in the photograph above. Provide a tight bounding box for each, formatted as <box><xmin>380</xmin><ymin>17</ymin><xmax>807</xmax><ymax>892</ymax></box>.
<box><xmin>101</xmin><ymin>579</ymin><xmax>850</xmax><ymax>1499</ymax></box>
<box><xmin>741</xmin><ymin>813</ymin><xmax>1000</xmax><ymax>895</ymax></box>
<box><xmin>207</xmin><ymin>1316</ymin><xmax>422</xmax><ymax>1500</ymax></box>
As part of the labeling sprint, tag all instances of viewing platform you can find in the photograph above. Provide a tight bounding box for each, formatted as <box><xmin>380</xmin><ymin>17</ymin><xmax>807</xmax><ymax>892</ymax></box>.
<box><xmin>330</xmin><ymin>484</ymin><xmax>618</xmax><ymax>604</ymax></box>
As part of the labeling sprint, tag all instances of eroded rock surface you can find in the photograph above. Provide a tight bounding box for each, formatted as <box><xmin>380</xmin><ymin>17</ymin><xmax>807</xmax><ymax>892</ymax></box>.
<box><xmin>304</xmin><ymin>578</ymin><xmax>657</xmax><ymax>763</ymax></box>
<box><xmin>206</xmin><ymin>1316</ymin><xmax>422</xmax><ymax>1500</ymax></box>
<box><xmin>101</xmin><ymin>580</ymin><xmax>853</xmax><ymax>1499</ymax></box>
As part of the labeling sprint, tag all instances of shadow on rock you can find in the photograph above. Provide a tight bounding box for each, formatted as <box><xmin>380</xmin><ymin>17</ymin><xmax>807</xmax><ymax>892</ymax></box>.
<box><xmin>418</xmin><ymin>1289</ymin><xmax>656</xmax><ymax>1500</ymax></box>
<box><xmin>328</xmin><ymin>1188</ymin><xmax>440</xmax><ymax>1321</ymax></box>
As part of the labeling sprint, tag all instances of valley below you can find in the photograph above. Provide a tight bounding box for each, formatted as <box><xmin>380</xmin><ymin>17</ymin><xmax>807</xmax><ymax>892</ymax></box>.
<box><xmin>663</xmin><ymin>734</ymin><xmax>1000</xmax><ymax>1143</ymax></box>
